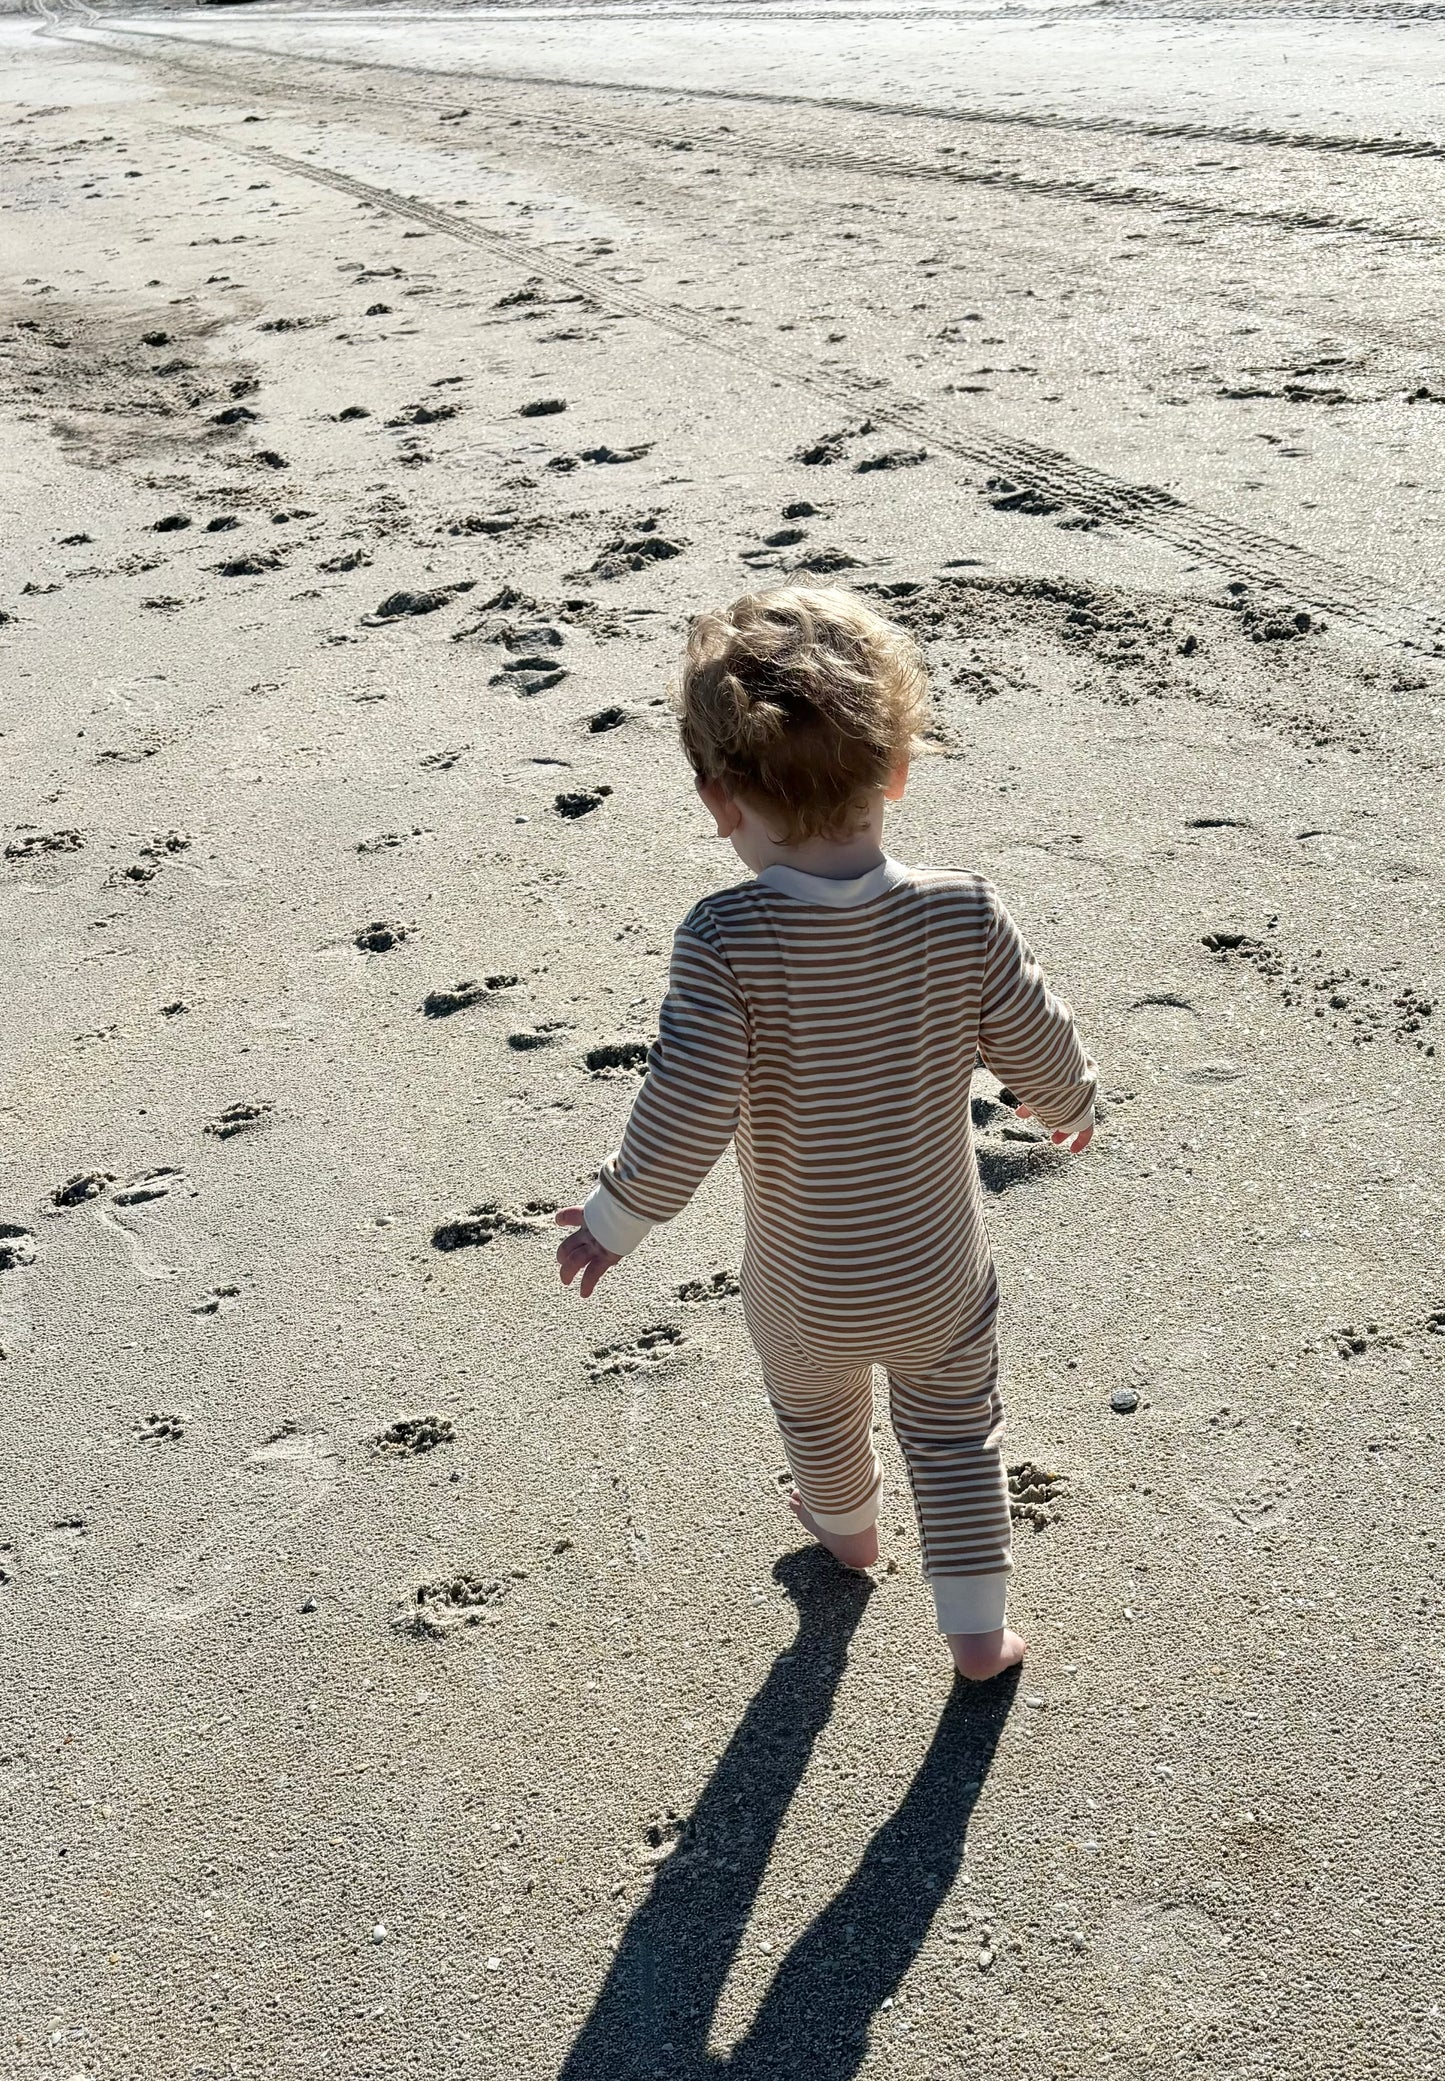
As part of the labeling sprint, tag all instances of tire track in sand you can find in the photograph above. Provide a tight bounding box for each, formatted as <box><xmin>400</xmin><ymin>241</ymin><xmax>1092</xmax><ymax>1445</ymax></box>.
<box><xmin>424</xmin><ymin>97</ymin><xmax>1445</xmax><ymax>254</ymax></box>
<box><xmin>68</xmin><ymin>19</ymin><xmax>1445</xmax><ymax>165</ymax></box>
<box><xmin>172</xmin><ymin>124</ymin><xmax>1444</xmax><ymax>652</ymax></box>
<box><xmin>74</xmin><ymin>22</ymin><xmax>1445</xmax><ymax>255</ymax></box>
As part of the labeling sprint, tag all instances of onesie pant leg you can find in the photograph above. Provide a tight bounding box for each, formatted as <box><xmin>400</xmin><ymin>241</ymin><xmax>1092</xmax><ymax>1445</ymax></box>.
<box><xmin>745</xmin><ymin>1294</ymin><xmax>882</xmax><ymax>1536</ymax></box>
<box><xmin>887</xmin><ymin>1315</ymin><xmax>1012</xmax><ymax>1635</ymax></box>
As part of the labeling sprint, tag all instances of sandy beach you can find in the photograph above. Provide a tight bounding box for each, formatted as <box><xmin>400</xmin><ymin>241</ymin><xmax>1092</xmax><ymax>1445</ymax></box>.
<box><xmin>2</xmin><ymin>3</ymin><xmax>1443</xmax><ymax>2074</ymax></box>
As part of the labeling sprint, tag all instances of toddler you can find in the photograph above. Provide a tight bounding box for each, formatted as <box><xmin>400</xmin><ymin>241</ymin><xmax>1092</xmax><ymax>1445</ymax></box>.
<box><xmin>555</xmin><ymin>587</ymin><xmax>1096</xmax><ymax>1680</ymax></box>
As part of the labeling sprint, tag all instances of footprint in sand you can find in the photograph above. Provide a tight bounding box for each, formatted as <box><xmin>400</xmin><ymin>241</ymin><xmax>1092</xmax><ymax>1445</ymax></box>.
<box><xmin>0</xmin><ymin>1223</ymin><xmax>37</xmax><ymax>1271</ymax></box>
<box><xmin>135</xmin><ymin>1409</ymin><xmax>186</xmax><ymax>1443</ymax></box>
<box><xmin>674</xmin><ymin>1269</ymin><xmax>740</xmax><ymax>1305</ymax></box>
<box><xmin>129</xmin><ymin>1417</ymin><xmax>340</xmax><ymax>1630</ymax></box>
<box><xmin>585</xmin><ymin>1040</ymin><xmax>650</xmax><ymax>1077</ymax></box>
<box><xmin>970</xmin><ymin>1093</ymin><xmax>1064</xmax><ymax>1196</ymax></box>
<box><xmin>401</xmin><ymin>1570</ymin><xmax>510</xmax><ymax>1638</ymax></box>
<box><xmin>431</xmin><ymin>1199</ymin><xmax>555</xmax><ymax>1252</ymax></box>
<box><xmin>585</xmin><ymin>705</ymin><xmax>628</xmax><ymax>735</ymax></box>
<box><xmin>52</xmin><ymin>1171</ymin><xmax>114</xmax><ymax>1208</ymax></box>
<box><xmin>1007</xmin><ymin>1460</ymin><xmax>1069</xmax><ymax>1531</ymax></box>
<box><xmin>555</xmin><ymin>786</ymin><xmax>612</xmax><ymax>820</ymax></box>
<box><xmin>94</xmin><ymin>1169</ymin><xmax>192</xmax><ymax>1282</ymax></box>
<box><xmin>373</xmin><ymin>1412</ymin><xmax>455</xmax><ymax>1458</ymax></box>
<box><xmin>1194</xmin><ymin>1464</ymin><xmax>1302</xmax><ymax>1537</ymax></box>
<box><xmin>1127</xmin><ymin>990</ymin><xmax>1207</xmax><ymax>1076</ymax></box>
<box><xmin>0</xmin><ymin>1224</ymin><xmax>37</xmax><ymax>1363</ymax></box>
<box><xmin>587</xmin><ymin>1322</ymin><xmax>687</xmax><ymax>1383</ymax></box>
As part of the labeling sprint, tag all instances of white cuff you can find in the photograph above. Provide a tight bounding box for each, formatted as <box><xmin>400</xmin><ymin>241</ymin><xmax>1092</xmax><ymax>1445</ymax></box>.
<box><xmin>580</xmin><ymin>1173</ymin><xmax>658</xmax><ymax>1257</ymax></box>
<box><xmin>797</xmin><ymin>1460</ymin><xmax>883</xmax><ymax>1535</ymax></box>
<box><xmin>928</xmin><ymin>1569</ymin><xmax>1011</xmax><ymax>1635</ymax></box>
<box><xmin>1049</xmin><ymin>1098</ymin><xmax>1096</xmax><ymax>1141</ymax></box>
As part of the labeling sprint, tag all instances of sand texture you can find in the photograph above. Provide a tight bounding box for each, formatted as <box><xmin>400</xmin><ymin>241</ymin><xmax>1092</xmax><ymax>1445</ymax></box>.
<box><xmin>1</xmin><ymin>4</ymin><xmax>1443</xmax><ymax>2076</ymax></box>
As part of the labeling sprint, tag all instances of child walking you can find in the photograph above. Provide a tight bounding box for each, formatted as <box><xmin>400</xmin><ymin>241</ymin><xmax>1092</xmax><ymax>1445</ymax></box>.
<box><xmin>555</xmin><ymin>588</ymin><xmax>1096</xmax><ymax>1680</ymax></box>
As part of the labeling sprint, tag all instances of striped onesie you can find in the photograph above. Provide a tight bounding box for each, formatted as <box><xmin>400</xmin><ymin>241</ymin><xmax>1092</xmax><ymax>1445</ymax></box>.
<box><xmin>581</xmin><ymin>855</ymin><xmax>1097</xmax><ymax>1635</ymax></box>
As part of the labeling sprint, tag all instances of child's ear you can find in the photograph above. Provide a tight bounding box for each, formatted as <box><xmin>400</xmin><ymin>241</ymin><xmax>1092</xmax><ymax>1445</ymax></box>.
<box><xmin>883</xmin><ymin>758</ymin><xmax>910</xmax><ymax>803</ymax></box>
<box><xmin>696</xmin><ymin>775</ymin><xmax>743</xmax><ymax>838</ymax></box>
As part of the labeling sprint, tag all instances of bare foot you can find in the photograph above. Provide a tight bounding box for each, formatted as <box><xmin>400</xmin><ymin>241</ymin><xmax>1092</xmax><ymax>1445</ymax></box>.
<box><xmin>787</xmin><ymin>1489</ymin><xmax>879</xmax><ymax>1571</ymax></box>
<box><xmin>948</xmin><ymin>1627</ymin><xmax>1027</xmax><ymax>1682</ymax></box>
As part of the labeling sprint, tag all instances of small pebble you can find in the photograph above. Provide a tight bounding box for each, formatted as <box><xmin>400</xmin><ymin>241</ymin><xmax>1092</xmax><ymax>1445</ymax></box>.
<box><xmin>301</xmin><ymin>1597</ymin><xmax>319</xmax><ymax>1613</ymax></box>
<box><xmin>977</xmin><ymin>1946</ymin><xmax>995</xmax><ymax>1971</ymax></box>
<box><xmin>1110</xmin><ymin>1387</ymin><xmax>1140</xmax><ymax>1414</ymax></box>
<box><xmin>371</xmin><ymin>1923</ymin><xmax>387</xmax><ymax>1943</ymax></box>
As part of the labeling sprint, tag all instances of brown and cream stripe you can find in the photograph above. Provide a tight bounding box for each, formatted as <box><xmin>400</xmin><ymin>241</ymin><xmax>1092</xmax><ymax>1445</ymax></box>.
<box><xmin>581</xmin><ymin>857</ymin><xmax>1096</xmax><ymax>1634</ymax></box>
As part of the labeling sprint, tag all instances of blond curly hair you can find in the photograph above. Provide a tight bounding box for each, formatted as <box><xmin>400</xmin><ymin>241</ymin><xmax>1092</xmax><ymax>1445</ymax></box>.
<box><xmin>673</xmin><ymin>586</ymin><xmax>928</xmax><ymax>844</ymax></box>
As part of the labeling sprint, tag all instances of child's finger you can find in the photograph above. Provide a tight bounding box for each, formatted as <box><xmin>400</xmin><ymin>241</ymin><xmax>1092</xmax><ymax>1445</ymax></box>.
<box><xmin>555</xmin><ymin>1207</ymin><xmax>585</xmax><ymax>1229</ymax></box>
<box><xmin>556</xmin><ymin>1237</ymin><xmax>590</xmax><ymax>1281</ymax></box>
<box><xmin>1051</xmin><ymin>1126</ymin><xmax>1093</xmax><ymax>1153</ymax></box>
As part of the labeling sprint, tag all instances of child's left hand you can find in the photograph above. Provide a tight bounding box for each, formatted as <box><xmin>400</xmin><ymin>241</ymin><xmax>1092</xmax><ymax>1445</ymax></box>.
<box><xmin>1015</xmin><ymin>1104</ymin><xmax>1093</xmax><ymax>1155</ymax></box>
<box><xmin>555</xmin><ymin>1209</ymin><xmax>621</xmax><ymax>1297</ymax></box>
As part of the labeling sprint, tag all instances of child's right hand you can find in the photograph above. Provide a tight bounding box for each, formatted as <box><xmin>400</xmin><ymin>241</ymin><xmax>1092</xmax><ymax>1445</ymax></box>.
<box><xmin>555</xmin><ymin>1209</ymin><xmax>621</xmax><ymax>1298</ymax></box>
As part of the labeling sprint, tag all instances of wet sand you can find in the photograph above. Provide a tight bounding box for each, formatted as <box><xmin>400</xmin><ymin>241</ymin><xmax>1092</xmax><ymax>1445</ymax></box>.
<box><xmin>2</xmin><ymin>5</ymin><xmax>1443</xmax><ymax>2076</ymax></box>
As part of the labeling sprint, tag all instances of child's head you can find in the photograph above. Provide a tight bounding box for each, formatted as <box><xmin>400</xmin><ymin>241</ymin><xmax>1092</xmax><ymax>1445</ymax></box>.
<box><xmin>674</xmin><ymin>586</ymin><xmax>927</xmax><ymax>848</ymax></box>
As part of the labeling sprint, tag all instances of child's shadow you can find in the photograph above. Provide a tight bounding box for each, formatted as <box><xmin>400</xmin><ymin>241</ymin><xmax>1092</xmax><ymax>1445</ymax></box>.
<box><xmin>560</xmin><ymin>1547</ymin><xmax>1017</xmax><ymax>2080</ymax></box>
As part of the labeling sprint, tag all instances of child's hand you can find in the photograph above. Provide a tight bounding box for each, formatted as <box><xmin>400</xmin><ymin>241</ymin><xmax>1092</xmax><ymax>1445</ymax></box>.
<box><xmin>1015</xmin><ymin>1103</ymin><xmax>1093</xmax><ymax>1155</ymax></box>
<box><xmin>554</xmin><ymin>1209</ymin><xmax>621</xmax><ymax>1298</ymax></box>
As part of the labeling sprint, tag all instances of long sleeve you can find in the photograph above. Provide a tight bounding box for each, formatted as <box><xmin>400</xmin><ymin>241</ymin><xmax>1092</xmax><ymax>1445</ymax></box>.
<box><xmin>581</xmin><ymin>924</ymin><xmax>749</xmax><ymax>1256</ymax></box>
<box><xmin>977</xmin><ymin>888</ymin><xmax>1097</xmax><ymax>1136</ymax></box>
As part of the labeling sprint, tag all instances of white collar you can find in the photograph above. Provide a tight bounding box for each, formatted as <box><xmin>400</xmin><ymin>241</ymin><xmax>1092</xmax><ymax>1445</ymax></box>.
<box><xmin>755</xmin><ymin>855</ymin><xmax>913</xmax><ymax>909</ymax></box>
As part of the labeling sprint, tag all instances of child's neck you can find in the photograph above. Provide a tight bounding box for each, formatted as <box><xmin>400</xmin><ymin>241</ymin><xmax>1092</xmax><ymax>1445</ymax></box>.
<box><xmin>744</xmin><ymin>804</ymin><xmax>889</xmax><ymax>882</ymax></box>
